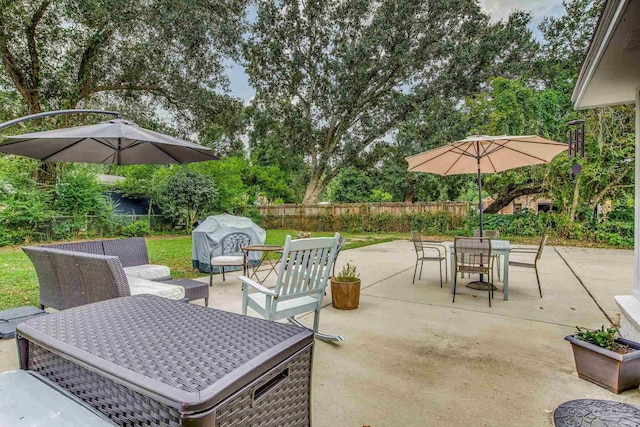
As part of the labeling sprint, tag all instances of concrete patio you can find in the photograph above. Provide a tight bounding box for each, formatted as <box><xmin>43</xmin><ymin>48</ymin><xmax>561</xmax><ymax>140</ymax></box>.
<box><xmin>1</xmin><ymin>240</ymin><xmax>639</xmax><ymax>426</ymax></box>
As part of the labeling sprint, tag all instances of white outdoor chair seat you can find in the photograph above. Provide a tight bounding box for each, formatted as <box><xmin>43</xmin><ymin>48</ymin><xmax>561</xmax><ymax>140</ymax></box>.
<box><xmin>211</xmin><ymin>255</ymin><xmax>244</xmax><ymax>266</ymax></box>
<box><xmin>247</xmin><ymin>293</ymin><xmax>318</xmax><ymax>319</ymax></box>
<box><xmin>123</xmin><ymin>264</ymin><xmax>171</xmax><ymax>281</ymax></box>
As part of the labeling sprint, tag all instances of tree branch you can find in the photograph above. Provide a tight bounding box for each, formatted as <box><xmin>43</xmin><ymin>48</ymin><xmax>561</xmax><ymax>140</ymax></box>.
<box><xmin>25</xmin><ymin>0</ymin><xmax>51</xmax><ymax>112</ymax></box>
<box><xmin>0</xmin><ymin>14</ymin><xmax>33</xmax><ymax>110</ymax></box>
<box><xmin>70</xmin><ymin>27</ymin><xmax>113</xmax><ymax>107</ymax></box>
<box><xmin>484</xmin><ymin>181</ymin><xmax>545</xmax><ymax>214</ymax></box>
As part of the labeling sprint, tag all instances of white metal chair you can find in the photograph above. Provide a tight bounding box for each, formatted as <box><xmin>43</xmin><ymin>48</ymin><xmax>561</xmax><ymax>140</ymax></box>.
<box><xmin>239</xmin><ymin>233</ymin><xmax>341</xmax><ymax>341</ymax></box>
<box><xmin>210</xmin><ymin>232</ymin><xmax>251</xmax><ymax>285</ymax></box>
<box><xmin>509</xmin><ymin>234</ymin><xmax>547</xmax><ymax>297</ymax></box>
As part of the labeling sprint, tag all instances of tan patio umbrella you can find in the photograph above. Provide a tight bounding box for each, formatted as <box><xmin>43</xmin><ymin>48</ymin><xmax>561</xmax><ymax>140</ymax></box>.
<box><xmin>406</xmin><ymin>135</ymin><xmax>567</xmax><ymax>236</ymax></box>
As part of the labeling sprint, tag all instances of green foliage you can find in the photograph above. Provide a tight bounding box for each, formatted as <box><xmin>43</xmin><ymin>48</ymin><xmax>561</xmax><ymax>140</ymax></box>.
<box><xmin>156</xmin><ymin>169</ymin><xmax>218</xmax><ymax>232</ymax></box>
<box><xmin>120</xmin><ymin>219</ymin><xmax>151</xmax><ymax>237</ymax></box>
<box><xmin>245</xmin><ymin>0</ymin><xmax>535</xmax><ymax>202</ymax></box>
<box><xmin>370</xmin><ymin>189</ymin><xmax>393</xmax><ymax>203</ymax></box>
<box><xmin>329</xmin><ymin>168</ymin><xmax>373</xmax><ymax>203</ymax></box>
<box><xmin>191</xmin><ymin>157</ymin><xmax>251</xmax><ymax>211</ymax></box>
<box><xmin>0</xmin><ymin>0</ymin><xmax>247</xmax><ymax>138</ymax></box>
<box><xmin>575</xmin><ymin>326</ymin><xmax>619</xmax><ymax>351</ymax></box>
<box><xmin>0</xmin><ymin>183</ymin><xmax>54</xmax><ymax>245</ymax></box>
<box><xmin>54</xmin><ymin>168</ymin><xmax>109</xmax><ymax>216</ymax></box>
<box><xmin>335</xmin><ymin>263</ymin><xmax>359</xmax><ymax>282</ymax></box>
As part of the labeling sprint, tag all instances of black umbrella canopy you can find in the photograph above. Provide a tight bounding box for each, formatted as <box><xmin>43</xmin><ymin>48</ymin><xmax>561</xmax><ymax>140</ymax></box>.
<box><xmin>0</xmin><ymin>118</ymin><xmax>217</xmax><ymax>164</ymax></box>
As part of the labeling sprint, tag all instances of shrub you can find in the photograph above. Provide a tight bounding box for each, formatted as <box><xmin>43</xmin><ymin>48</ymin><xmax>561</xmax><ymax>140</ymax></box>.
<box><xmin>156</xmin><ymin>169</ymin><xmax>218</xmax><ymax>232</ymax></box>
<box><xmin>54</xmin><ymin>169</ymin><xmax>110</xmax><ymax>216</ymax></box>
<box><xmin>121</xmin><ymin>219</ymin><xmax>151</xmax><ymax>237</ymax></box>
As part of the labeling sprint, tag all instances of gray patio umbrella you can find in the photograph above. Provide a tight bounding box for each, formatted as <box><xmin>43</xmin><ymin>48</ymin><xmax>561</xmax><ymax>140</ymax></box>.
<box><xmin>406</xmin><ymin>135</ymin><xmax>566</xmax><ymax>236</ymax></box>
<box><xmin>0</xmin><ymin>112</ymin><xmax>216</xmax><ymax>164</ymax></box>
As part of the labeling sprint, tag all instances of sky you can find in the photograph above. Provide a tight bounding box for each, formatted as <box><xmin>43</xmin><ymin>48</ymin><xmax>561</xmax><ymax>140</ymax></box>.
<box><xmin>224</xmin><ymin>0</ymin><xmax>567</xmax><ymax>101</ymax></box>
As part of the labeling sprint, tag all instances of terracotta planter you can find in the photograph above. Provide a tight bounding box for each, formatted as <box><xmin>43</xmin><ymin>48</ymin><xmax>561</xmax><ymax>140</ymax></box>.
<box><xmin>330</xmin><ymin>278</ymin><xmax>361</xmax><ymax>310</ymax></box>
<box><xmin>565</xmin><ymin>334</ymin><xmax>640</xmax><ymax>393</ymax></box>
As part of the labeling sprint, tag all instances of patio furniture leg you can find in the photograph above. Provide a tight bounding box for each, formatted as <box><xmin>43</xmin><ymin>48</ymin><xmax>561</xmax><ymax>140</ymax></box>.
<box><xmin>535</xmin><ymin>262</ymin><xmax>542</xmax><ymax>297</ymax></box>
<box><xmin>222</xmin><ymin>267</ymin><xmax>226</xmax><ymax>282</ymax></box>
<box><xmin>419</xmin><ymin>260</ymin><xmax>424</xmax><ymax>280</ymax></box>
<box><xmin>204</xmin><ymin>297</ymin><xmax>209</xmax><ymax>307</ymax></box>
<box><xmin>444</xmin><ymin>251</ymin><xmax>448</xmax><ymax>283</ymax></box>
<box><xmin>241</xmin><ymin>284</ymin><xmax>248</xmax><ymax>315</ymax></box>
<box><xmin>503</xmin><ymin>250</ymin><xmax>509</xmax><ymax>300</ymax></box>
<box><xmin>287</xmin><ymin>316</ymin><xmax>344</xmax><ymax>342</ymax></box>
<box><xmin>412</xmin><ymin>260</ymin><xmax>418</xmax><ymax>284</ymax></box>
<box><xmin>210</xmin><ymin>269</ymin><xmax>213</xmax><ymax>287</ymax></box>
<box><xmin>452</xmin><ymin>272</ymin><xmax>457</xmax><ymax>303</ymax></box>
<box><xmin>439</xmin><ymin>259</ymin><xmax>443</xmax><ymax>287</ymax></box>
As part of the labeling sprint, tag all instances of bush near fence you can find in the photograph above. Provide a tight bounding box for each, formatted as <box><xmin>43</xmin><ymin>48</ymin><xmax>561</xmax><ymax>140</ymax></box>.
<box><xmin>242</xmin><ymin>203</ymin><xmax>633</xmax><ymax>248</ymax></box>
<box><xmin>0</xmin><ymin>214</ymin><xmax>171</xmax><ymax>246</ymax></box>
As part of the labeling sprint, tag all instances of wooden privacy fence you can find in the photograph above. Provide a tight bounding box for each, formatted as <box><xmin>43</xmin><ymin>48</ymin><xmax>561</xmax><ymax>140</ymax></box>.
<box><xmin>242</xmin><ymin>202</ymin><xmax>470</xmax><ymax>232</ymax></box>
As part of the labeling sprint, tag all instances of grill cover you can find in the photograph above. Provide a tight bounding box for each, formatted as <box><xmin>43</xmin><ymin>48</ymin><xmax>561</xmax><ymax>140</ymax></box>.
<box><xmin>191</xmin><ymin>214</ymin><xmax>266</xmax><ymax>273</ymax></box>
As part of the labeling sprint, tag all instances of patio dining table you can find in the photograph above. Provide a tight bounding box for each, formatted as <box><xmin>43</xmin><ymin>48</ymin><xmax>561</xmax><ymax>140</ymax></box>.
<box><xmin>448</xmin><ymin>239</ymin><xmax>511</xmax><ymax>300</ymax></box>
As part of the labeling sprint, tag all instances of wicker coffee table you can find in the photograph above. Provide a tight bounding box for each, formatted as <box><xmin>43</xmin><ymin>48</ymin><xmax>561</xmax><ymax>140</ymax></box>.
<box><xmin>161</xmin><ymin>278</ymin><xmax>209</xmax><ymax>306</ymax></box>
<box><xmin>17</xmin><ymin>295</ymin><xmax>314</xmax><ymax>426</ymax></box>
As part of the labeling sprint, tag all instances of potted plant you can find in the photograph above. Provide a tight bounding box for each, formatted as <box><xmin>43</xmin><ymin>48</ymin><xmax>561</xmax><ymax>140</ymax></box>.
<box><xmin>331</xmin><ymin>263</ymin><xmax>361</xmax><ymax>310</ymax></box>
<box><xmin>565</xmin><ymin>326</ymin><xmax>640</xmax><ymax>393</ymax></box>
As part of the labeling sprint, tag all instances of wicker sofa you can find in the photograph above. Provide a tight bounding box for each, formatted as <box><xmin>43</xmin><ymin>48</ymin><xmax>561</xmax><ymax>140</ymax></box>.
<box><xmin>23</xmin><ymin>238</ymin><xmax>185</xmax><ymax>310</ymax></box>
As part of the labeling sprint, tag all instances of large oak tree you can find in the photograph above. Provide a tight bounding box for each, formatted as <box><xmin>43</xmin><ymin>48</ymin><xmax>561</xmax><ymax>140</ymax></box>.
<box><xmin>244</xmin><ymin>0</ymin><xmax>537</xmax><ymax>202</ymax></box>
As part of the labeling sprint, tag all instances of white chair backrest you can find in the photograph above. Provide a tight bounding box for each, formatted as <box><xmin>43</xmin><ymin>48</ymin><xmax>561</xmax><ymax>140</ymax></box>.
<box><xmin>275</xmin><ymin>233</ymin><xmax>340</xmax><ymax>299</ymax></box>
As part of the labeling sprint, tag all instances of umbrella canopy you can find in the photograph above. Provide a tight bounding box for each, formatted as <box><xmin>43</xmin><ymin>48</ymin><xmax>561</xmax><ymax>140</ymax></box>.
<box><xmin>0</xmin><ymin>118</ymin><xmax>216</xmax><ymax>164</ymax></box>
<box><xmin>406</xmin><ymin>135</ymin><xmax>566</xmax><ymax>237</ymax></box>
<box><xmin>406</xmin><ymin>135</ymin><xmax>567</xmax><ymax>176</ymax></box>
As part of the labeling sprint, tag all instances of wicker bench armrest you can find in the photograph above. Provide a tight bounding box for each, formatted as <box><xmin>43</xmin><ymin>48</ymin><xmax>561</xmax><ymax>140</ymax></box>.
<box><xmin>238</xmin><ymin>276</ymin><xmax>277</xmax><ymax>296</ymax></box>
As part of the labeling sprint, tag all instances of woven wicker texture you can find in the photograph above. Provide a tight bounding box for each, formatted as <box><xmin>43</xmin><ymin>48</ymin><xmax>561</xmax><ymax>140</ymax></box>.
<box><xmin>26</xmin><ymin>340</ymin><xmax>312</xmax><ymax>426</ymax></box>
<box><xmin>162</xmin><ymin>279</ymin><xmax>209</xmax><ymax>305</ymax></box>
<box><xmin>48</xmin><ymin>240</ymin><xmax>105</xmax><ymax>255</ymax></box>
<box><xmin>22</xmin><ymin>296</ymin><xmax>307</xmax><ymax>393</ymax></box>
<box><xmin>23</xmin><ymin>247</ymin><xmax>131</xmax><ymax>310</ymax></box>
<box><xmin>215</xmin><ymin>345</ymin><xmax>312</xmax><ymax>427</ymax></box>
<box><xmin>28</xmin><ymin>342</ymin><xmax>182</xmax><ymax>426</ymax></box>
<box><xmin>103</xmin><ymin>238</ymin><xmax>149</xmax><ymax>267</ymax></box>
<box><xmin>22</xmin><ymin>246</ymin><xmax>60</xmax><ymax>309</ymax></box>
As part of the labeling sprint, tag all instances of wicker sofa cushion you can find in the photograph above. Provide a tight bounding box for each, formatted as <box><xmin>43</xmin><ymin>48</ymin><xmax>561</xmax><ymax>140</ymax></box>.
<box><xmin>127</xmin><ymin>276</ymin><xmax>185</xmax><ymax>300</ymax></box>
<box><xmin>123</xmin><ymin>264</ymin><xmax>171</xmax><ymax>281</ymax></box>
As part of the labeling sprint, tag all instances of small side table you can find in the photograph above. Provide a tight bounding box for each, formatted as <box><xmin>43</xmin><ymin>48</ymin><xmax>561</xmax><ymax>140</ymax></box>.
<box><xmin>161</xmin><ymin>278</ymin><xmax>209</xmax><ymax>306</ymax></box>
<box><xmin>242</xmin><ymin>245</ymin><xmax>284</xmax><ymax>283</ymax></box>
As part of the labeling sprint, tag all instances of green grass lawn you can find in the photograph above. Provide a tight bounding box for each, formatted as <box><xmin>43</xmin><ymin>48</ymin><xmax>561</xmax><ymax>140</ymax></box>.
<box><xmin>0</xmin><ymin>230</ymin><xmax>406</xmax><ymax>311</ymax></box>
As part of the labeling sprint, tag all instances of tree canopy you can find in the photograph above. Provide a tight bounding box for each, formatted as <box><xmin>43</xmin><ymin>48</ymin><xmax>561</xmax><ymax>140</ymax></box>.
<box><xmin>243</xmin><ymin>0</ymin><xmax>537</xmax><ymax>202</ymax></box>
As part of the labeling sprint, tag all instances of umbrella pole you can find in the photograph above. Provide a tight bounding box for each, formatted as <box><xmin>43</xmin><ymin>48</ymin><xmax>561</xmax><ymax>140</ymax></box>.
<box><xmin>467</xmin><ymin>145</ymin><xmax>496</xmax><ymax>290</ymax></box>
<box><xmin>477</xmin><ymin>156</ymin><xmax>483</xmax><ymax>238</ymax></box>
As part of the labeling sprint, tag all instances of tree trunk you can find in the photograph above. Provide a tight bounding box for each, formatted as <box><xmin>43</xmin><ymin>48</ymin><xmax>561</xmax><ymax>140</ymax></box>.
<box><xmin>36</xmin><ymin>162</ymin><xmax>63</xmax><ymax>186</ymax></box>
<box><xmin>403</xmin><ymin>178</ymin><xmax>415</xmax><ymax>202</ymax></box>
<box><xmin>569</xmin><ymin>175</ymin><xmax>581</xmax><ymax>222</ymax></box>
<box><xmin>483</xmin><ymin>182</ymin><xmax>544</xmax><ymax>214</ymax></box>
<box><xmin>302</xmin><ymin>174</ymin><xmax>326</xmax><ymax>204</ymax></box>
